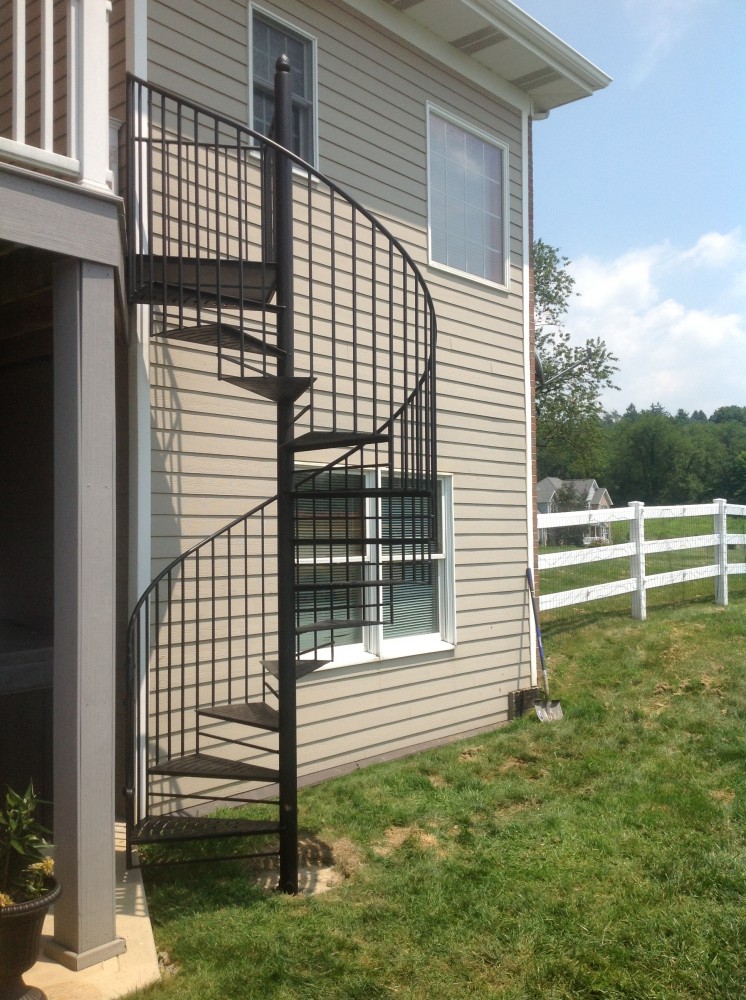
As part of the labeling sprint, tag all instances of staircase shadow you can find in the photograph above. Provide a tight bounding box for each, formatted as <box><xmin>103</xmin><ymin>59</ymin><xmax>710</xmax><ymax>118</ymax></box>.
<box><xmin>141</xmin><ymin>832</ymin><xmax>338</xmax><ymax>914</ymax></box>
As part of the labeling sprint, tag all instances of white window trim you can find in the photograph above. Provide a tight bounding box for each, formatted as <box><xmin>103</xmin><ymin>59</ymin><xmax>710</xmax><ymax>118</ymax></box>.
<box><xmin>297</xmin><ymin>472</ymin><xmax>456</xmax><ymax>671</ymax></box>
<box><xmin>249</xmin><ymin>3</ymin><xmax>319</xmax><ymax>169</ymax></box>
<box><xmin>426</xmin><ymin>102</ymin><xmax>510</xmax><ymax>292</ymax></box>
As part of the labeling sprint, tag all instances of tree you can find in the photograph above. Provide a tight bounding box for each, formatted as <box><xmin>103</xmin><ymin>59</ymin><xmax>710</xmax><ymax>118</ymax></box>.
<box><xmin>606</xmin><ymin>411</ymin><xmax>685</xmax><ymax>505</ymax></box>
<box><xmin>733</xmin><ymin>452</ymin><xmax>746</xmax><ymax>503</ymax></box>
<box><xmin>710</xmin><ymin>405</ymin><xmax>746</xmax><ymax>425</ymax></box>
<box><xmin>602</xmin><ymin>403</ymin><xmax>746</xmax><ymax>506</ymax></box>
<box><xmin>533</xmin><ymin>239</ymin><xmax>618</xmax><ymax>478</ymax></box>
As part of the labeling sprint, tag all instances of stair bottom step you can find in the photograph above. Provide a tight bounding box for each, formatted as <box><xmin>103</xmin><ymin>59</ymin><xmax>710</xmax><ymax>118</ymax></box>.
<box><xmin>131</xmin><ymin>815</ymin><xmax>280</xmax><ymax>845</ymax></box>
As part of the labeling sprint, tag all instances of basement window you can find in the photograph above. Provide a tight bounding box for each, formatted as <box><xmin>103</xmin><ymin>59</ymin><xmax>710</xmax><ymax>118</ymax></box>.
<box><xmin>295</xmin><ymin>471</ymin><xmax>455</xmax><ymax>666</ymax></box>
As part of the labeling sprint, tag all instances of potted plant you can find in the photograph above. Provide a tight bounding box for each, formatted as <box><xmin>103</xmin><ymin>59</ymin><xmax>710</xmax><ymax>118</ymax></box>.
<box><xmin>0</xmin><ymin>784</ymin><xmax>61</xmax><ymax>1000</ymax></box>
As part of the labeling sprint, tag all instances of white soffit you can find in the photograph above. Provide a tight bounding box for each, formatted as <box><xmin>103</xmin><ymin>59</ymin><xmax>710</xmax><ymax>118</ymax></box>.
<box><xmin>381</xmin><ymin>0</ymin><xmax>611</xmax><ymax>113</ymax></box>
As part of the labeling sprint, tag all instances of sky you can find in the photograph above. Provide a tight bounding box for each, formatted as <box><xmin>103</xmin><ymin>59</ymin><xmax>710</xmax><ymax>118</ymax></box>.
<box><xmin>517</xmin><ymin>0</ymin><xmax>746</xmax><ymax>418</ymax></box>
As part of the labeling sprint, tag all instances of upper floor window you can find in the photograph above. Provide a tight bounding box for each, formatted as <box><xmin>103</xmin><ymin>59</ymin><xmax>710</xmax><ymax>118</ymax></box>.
<box><xmin>250</xmin><ymin>7</ymin><xmax>316</xmax><ymax>163</ymax></box>
<box><xmin>427</xmin><ymin>106</ymin><xmax>508</xmax><ymax>287</ymax></box>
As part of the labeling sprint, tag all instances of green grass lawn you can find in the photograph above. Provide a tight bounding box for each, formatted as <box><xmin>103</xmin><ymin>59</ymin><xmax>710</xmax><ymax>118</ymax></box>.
<box><xmin>129</xmin><ymin>599</ymin><xmax>746</xmax><ymax>999</ymax></box>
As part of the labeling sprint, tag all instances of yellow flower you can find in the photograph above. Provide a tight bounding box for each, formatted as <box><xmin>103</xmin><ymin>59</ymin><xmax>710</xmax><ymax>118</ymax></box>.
<box><xmin>29</xmin><ymin>857</ymin><xmax>54</xmax><ymax>877</ymax></box>
<box><xmin>0</xmin><ymin>892</ymin><xmax>15</xmax><ymax>908</ymax></box>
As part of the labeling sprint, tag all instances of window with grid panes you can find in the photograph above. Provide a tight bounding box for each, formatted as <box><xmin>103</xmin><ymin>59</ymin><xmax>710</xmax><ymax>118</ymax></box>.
<box><xmin>427</xmin><ymin>105</ymin><xmax>508</xmax><ymax>286</ymax></box>
<box><xmin>251</xmin><ymin>8</ymin><xmax>315</xmax><ymax>163</ymax></box>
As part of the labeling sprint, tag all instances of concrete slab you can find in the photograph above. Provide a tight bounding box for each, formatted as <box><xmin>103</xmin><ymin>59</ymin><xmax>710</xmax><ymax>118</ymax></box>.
<box><xmin>23</xmin><ymin>828</ymin><xmax>160</xmax><ymax>1000</ymax></box>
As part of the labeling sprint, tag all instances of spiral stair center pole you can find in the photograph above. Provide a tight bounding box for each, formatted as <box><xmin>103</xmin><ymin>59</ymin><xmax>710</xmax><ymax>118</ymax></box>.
<box><xmin>273</xmin><ymin>55</ymin><xmax>299</xmax><ymax>895</ymax></box>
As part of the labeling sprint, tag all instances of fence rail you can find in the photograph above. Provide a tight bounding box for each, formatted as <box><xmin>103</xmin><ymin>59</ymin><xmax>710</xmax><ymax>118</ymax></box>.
<box><xmin>537</xmin><ymin>499</ymin><xmax>746</xmax><ymax>618</ymax></box>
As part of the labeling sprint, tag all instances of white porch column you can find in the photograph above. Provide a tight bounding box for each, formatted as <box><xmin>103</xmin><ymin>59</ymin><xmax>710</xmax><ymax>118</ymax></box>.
<box><xmin>50</xmin><ymin>259</ymin><xmax>125</xmax><ymax>970</ymax></box>
<box><xmin>70</xmin><ymin>0</ymin><xmax>113</xmax><ymax>190</ymax></box>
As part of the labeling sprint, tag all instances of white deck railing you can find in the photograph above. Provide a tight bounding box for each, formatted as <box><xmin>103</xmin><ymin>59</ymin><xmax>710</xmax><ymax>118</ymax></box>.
<box><xmin>0</xmin><ymin>0</ymin><xmax>111</xmax><ymax>188</ymax></box>
<box><xmin>537</xmin><ymin>499</ymin><xmax>746</xmax><ymax>618</ymax></box>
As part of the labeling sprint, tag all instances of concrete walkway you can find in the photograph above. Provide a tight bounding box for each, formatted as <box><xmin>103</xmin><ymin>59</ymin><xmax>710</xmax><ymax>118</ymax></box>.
<box><xmin>25</xmin><ymin>828</ymin><xmax>160</xmax><ymax>1000</ymax></box>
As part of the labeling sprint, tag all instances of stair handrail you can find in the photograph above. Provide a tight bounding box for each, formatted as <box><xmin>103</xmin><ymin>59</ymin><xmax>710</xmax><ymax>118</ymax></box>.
<box><xmin>125</xmin><ymin>73</ymin><xmax>437</xmax><ymax>859</ymax></box>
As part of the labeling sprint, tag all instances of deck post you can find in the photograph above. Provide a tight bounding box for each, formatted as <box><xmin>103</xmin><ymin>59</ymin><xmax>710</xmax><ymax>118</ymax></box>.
<box><xmin>50</xmin><ymin>259</ymin><xmax>125</xmax><ymax>968</ymax></box>
<box><xmin>274</xmin><ymin>55</ymin><xmax>299</xmax><ymax>895</ymax></box>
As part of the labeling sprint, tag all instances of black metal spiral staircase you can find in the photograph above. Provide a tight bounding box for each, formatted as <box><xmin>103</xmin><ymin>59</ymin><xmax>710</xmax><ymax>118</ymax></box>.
<box><xmin>124</xmin><ymin>60</ymin><xmax>437</xmax><ymax>893</ymax></box>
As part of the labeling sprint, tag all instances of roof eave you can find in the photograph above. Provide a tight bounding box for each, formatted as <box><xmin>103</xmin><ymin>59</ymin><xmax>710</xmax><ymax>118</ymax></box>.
<box><xmin>371</xmin><ymin>0</ymin><xmax>611</xmax><ymax>114</ymax></box>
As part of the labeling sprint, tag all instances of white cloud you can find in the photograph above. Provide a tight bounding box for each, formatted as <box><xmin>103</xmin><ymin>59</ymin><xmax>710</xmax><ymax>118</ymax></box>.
<box><xmin>566</xmin><ymin>232</ymin><xmax>746</xmax><ymax>415</ymax></box>
<box><xmin>622</xmin><ymin>0</ymin><xmax>709</xmax><ymax>84</ymax></box>
<box><xmin>681</xmin><ymin>230</ymin><xmax>745</xmax><ymax>269</ymax></box>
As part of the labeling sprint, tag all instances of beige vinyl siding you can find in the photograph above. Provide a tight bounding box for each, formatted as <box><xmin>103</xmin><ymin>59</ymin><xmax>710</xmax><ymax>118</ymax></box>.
<box><xmin>148</xmin><ymin>0</ymin><xmax>249</xmax><ymax>122</ymax></box>
<box><xmin>109</xmin><ymin>0</ymin><xmax>127</xmax><ymax>122</ymax></box>
<box><xmin>146</xmin><ymin>0</ymin><xmax>532</xmax><ymax>784</ymax></box>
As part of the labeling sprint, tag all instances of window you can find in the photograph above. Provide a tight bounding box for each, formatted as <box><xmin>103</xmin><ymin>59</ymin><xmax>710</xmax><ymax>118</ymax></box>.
<box><xmin>427</xmin><ymin>106</ymin><xmax>508</xmax><ymax>286</ymax></box>
<box><xmin>295</xmin><ymin>471</ymin><xmax>455</xmax><ymax>664</ymax></box>
<box><xmin>250</xmin><ymin>7</ymin><xmax>316</xmax><ymax>163</ymax></box>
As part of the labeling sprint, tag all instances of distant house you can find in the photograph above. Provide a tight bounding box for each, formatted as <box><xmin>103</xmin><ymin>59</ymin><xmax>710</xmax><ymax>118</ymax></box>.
<box><xmin>538</xmin><ymin>477</ymin><xmax>612</xmax><ymax>514</ymax></box>
<box><xmin>537</xmin><ymin>477</ymin><xmax>613</xmax><ymax>543</ymax></box>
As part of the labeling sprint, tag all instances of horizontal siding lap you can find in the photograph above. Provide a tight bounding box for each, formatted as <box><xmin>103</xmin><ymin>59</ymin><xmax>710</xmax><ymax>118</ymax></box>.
<box><xmin>296</xmin><ymin>702</ymin><xmax>510</xmax><ymax>774</ymax></box>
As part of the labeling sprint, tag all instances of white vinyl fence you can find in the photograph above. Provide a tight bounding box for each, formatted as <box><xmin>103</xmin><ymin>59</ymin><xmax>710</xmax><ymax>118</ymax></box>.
<box><xmin>537</xmin><ymin>499</ymin><xmax>746</xmax><ymax>618</ymax></box>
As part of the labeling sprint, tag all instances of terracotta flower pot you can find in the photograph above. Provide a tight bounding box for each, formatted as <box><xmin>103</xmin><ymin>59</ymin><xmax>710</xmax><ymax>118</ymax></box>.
<box><xmin>0</xmin><ymin>879</ymin><xmax>61</xmax><ymax>1000</ymax></box>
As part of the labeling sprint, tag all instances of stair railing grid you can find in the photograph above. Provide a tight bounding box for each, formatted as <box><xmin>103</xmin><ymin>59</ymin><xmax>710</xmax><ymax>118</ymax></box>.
<box><xmin>124</xmin><ymin>64</ymin><xmax>437</xmax><ymax>887</ymax></box>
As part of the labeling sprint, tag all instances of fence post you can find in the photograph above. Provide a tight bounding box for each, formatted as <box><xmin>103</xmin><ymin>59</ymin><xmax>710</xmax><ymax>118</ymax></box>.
<box><xmin>629</xmin><ymin>501</ymin><xmax>646</xmax><ymax>620</ymax></box>
<box><xmin>714</xmin><ymin>498</ymin><xmax>728</xmax><ymax>606</ymax></box>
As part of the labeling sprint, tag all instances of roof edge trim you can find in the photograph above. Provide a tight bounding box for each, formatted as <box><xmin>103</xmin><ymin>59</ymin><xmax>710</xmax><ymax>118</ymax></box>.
<box><xmin>339</xmin><ymin>0</ymin><xmax>533</xmax><ymax>112</ymax></box>
<box><xmin>476</xmin><ymin>0</ymin><xmax>612</xmax><ymax>93</ymax></box>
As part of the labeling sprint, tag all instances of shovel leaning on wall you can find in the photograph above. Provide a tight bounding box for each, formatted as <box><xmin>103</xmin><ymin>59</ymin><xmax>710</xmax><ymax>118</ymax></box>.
<box><xmin>526</xmin><ymin>568</ymin><xmax>563</xmax><ymax>722</ymax></box>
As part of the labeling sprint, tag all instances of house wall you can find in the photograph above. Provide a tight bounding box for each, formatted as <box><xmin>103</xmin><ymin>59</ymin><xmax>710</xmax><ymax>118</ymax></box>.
<box><xmin>145</xmin><ymin>0</ymin><xmax>532</xmax><ymax>781</ymax></box>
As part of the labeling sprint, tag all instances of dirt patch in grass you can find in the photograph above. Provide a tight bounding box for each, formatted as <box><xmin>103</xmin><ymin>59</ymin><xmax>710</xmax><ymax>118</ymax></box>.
<box><xmin>428</xmin><ymin>773</ymin><xmax>448</xmax><ymax>789</ymax></box>
<box><xmin>661</xmin><ymin>622</ymin><xmax>708</xmax><ymax>671</ymax></box>
<box><xmin>459</xmin><ymin>745</ymin><xmax>483</xmax><ymax>761</ymax></box>
<box><xmin>298</xmin><ymin>835</ymin><xmax>334</xmax><ymax>867</ymax></box>
<box><xmin>331</xmin><ymin>837</ymin><xmax>365</xmax><ymax>878</ymax></box>
<box><xmin>157</xmin><ymin>949</ymin><xmax>180</xmax><ymax>978</ymax></box>
<box><xmin>241</xmin><ymin>835</ymin><xmax>365</xmax><ymax>896</ymax></box>
<box><xmin>373</xmin><ymin>825</ymin><xmax>441</xmax><ymax>857</ymax></box>
<box><xmin>498</xmin><ymin>756</ymin><xmax>527</xmax><ymax>773</ymax></box>
<box><xmin>710</xmin><ymin>788</ymin><xmax>736</xmax><ymax>805</ymax></box>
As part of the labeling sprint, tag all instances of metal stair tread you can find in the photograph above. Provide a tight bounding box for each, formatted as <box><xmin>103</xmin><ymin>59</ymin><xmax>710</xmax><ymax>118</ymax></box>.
<box><xmin>198</xmin><ymin>701</ymin><xmax>279</xmax><ymax>732</ymax></box>
<box><xmin>131</xmin><ymin>815</ymin><xmax>280</xmax><ymax>845</ymax></box>
<box><xmin>149</xmin><ymin>752</ymin><xmax>279</xmax><ymax>783</ymax></box>
<box><xmin>222</xmin><ymin>374</ymin><xmax>313</xmax><ymax>402</ymax></box>
<box><xmin>261</xmin><ymin>657</ymin><xmax>330</xmax><ymax>680</ymax></box>
<box><xmin>133</xmin><ymin>256</ymin><xmax>278</xmax><ymax>308</ymax></box>
<box><xmin>156</xmin><ymin>322</ymin><xmax>284</xmax><ymax>357</ymax></box>
<box><xmin>283</xmin><ymin>429</ymin><xmax>390</xmax><ymax>452</ymax></box>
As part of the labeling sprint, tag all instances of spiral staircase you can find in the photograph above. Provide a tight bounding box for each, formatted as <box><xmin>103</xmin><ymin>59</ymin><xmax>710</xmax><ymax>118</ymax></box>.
<box><xmin>124</xmin><ymin>60</ymin><xmax>437</xmax><ymax>892</ymax></box>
